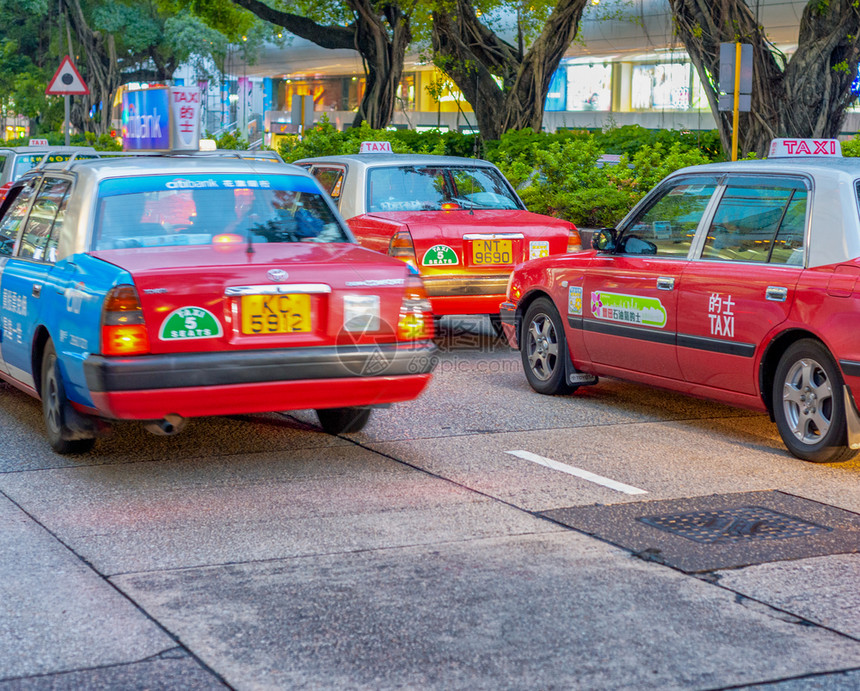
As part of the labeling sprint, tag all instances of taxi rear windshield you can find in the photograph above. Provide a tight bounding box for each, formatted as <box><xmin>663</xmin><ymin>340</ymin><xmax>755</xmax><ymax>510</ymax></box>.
<box><xmin>93</xmin><ymin>174</ymin><xmax>348</xmax><ymax>250</ymax></box>
<box><xmin>367</xmin><ymin>165</ymin><xmax>522</xmax><ymax>212</ymax></box>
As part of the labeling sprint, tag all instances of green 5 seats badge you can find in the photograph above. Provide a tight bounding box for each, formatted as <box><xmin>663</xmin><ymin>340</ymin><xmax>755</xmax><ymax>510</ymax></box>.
<box><xmin>422</xmin><ymin>244</ymin><xmax>458</xmax><ymax>266</ymax></box>
<box><xmin>160</xmin><ymin>306</ymin><xmax>223</xmax><ymax>340</ymax></box>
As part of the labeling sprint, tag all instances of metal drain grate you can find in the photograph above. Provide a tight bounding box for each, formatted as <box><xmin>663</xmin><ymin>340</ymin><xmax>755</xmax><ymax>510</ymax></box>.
<box><xmin>540</xmin><ymin>491</ymin><xmax>860</xmax><ymax>573</ymax></box>
<box><xmin>638</xmin><ymin>506</ymin><xmax>832</xmax><ymax>544</ymax></box>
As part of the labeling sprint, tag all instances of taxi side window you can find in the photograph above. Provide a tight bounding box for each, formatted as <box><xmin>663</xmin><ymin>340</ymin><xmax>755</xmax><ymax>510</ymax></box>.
<box><xmin>18</xmin><ymin>177</ymin><xmax>71</xmax><ymax>262</ymax></box>
<box><xmin>0</xmin><ymin>179</ymin><xmax>38</xmax><ymax>256</ymax></box>
<box><xmin>312</xmin><ymin>167</ymin><xmax>344</xmax><ymax>203</ymax></box>
<box><xmin>701</xmin><ymin>177</ymin><xmax>807</xmax><ymax>265</ymax></box>
<box><xmin>620</xmin><ymin>176</ymin><xmax>718</xmax><ymax>258</ymax></box>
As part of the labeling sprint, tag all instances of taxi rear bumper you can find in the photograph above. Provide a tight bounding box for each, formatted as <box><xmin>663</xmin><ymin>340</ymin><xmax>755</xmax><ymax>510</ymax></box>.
<box><xmin>83</xmin><ymin>342</ymin><xmax>436</xmax><ymax>419</ymax></box>
<box><xmin>422</xmin><ymin>275</ymin><xmax>510</xmax><ymax>315</ymax></box>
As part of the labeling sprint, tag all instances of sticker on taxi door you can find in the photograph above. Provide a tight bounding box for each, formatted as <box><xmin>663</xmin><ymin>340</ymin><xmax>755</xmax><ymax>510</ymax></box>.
<box><xmin>160</xmin><ymin>306</ymin><xmax>223</xmax><ymax>340</ymax></box>
<box><xmin>591</xmin><ymin>291</ymin><xmax>666</xmax><ymax>328</ymax></box>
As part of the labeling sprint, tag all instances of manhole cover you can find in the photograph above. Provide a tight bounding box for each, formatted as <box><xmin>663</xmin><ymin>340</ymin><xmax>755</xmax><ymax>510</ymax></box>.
<box><xmin>540</xmin><ymin>491</ymin><xmax>860</xmax><ymax>573</ymax></box>
<box><xmin>638</xmin><ymin>506</ymin><xmax>831</xmax><ymax>544</ymax></box>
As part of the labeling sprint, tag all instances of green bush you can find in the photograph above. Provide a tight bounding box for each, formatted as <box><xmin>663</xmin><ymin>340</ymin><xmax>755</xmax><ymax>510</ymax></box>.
<box><xmin>279</xmin><ymin>118</ymin><xmax>724</xmax><ymax>228</ymax></box>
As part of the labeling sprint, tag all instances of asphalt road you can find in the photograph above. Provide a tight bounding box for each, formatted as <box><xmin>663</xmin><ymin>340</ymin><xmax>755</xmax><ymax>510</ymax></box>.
<box><xmin>1</xmin><ymin>316</ymin><xmax>859</xmax><ymax>690</ymax></box>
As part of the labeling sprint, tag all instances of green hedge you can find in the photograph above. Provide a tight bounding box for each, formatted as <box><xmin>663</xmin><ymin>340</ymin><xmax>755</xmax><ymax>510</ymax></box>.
<box><xmin>279</xmin><ymin>118</ymin><xmax>724</xmax><ymax>228</ymax></box>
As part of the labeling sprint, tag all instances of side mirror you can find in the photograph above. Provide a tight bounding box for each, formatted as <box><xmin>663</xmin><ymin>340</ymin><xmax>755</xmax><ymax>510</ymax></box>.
<box><xmin>591</xmin><ymin>228</ymin><xmax>617</xmax><ymax>252</ymax></box>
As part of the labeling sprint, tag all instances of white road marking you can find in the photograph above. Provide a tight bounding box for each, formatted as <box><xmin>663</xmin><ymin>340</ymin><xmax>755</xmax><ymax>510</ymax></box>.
<box><xmin>506</xmin><ymin>450</ymin><xmax>648</xmax><ymax>495</ymax></box>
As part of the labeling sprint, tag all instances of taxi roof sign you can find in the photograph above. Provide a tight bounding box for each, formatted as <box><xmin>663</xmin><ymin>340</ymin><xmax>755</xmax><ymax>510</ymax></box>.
<box><xmin>769</xmin><ymin>138</ymin><xmax>842</xmax><ymax>157</ymax></box>
<box><xmin>28</xmin><ymin>138</ymin><xmax>49</xmax><ymax>146</ymax></box>
<box><xmin>360</xmin><ymin>141</ymin><xmax>393</xmax><ymax>154</ymax></box>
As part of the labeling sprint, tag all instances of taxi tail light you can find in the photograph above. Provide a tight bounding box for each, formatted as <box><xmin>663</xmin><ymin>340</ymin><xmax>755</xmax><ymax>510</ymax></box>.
<box><xmin>0</xmin><ymin>182</ymin><xmax>12</xmax><ymax>204</ymax></box>
<box><xmin>397</xmin><ymin>276</ymin><xmax>434</xmax><ymax>341</ymax></box>
<box><xmin>566</xmin><ymin>226</ymin><xmax>582</xmax><ymax>253</ymax></box>
<box><xmin>388</xmin><ymin>230</ymin><xmax>418</xmax><ymax>268</ymax></box>
<box><xmin>101</xmin><ymin>285</ymin><xmax>150</xmax><ymax>356</ymax></box>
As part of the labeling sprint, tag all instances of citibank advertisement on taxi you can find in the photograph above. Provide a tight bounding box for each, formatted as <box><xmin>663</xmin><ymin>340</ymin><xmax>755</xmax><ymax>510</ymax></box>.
<box><xmin>121</xmin><ymin>86</ymin><xmax>201</xmax><ymax>152</ymax></box>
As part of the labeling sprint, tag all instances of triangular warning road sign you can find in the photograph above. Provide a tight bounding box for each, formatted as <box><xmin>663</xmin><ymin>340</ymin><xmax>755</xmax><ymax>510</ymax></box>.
<box><xmin>46</xmin><ymin>56</ymin><xmax>89</xmax><ymax>96</ymax></box>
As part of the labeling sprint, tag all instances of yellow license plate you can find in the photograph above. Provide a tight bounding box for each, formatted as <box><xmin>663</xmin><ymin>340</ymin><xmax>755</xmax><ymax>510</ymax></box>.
<box><xmin>240</xmin><ymin>294</ymin><xmax>312</xmax><ymax>334</ymax></box>
<box><xmin>472</xmin><ymin>239</ymin><xmax>513</xmax><ymax>265</ymax></box>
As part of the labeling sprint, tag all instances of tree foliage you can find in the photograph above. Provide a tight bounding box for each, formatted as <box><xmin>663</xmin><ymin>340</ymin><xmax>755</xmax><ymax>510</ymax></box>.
<box><xmin>429</xmin><ymin>0</ymin><xmax>590</xmax><ymax>139</ymax></box>
<box><xmin>670</xmin><ymin>0</ymin><xmax>860</xmax><ymax>157</ymax></box>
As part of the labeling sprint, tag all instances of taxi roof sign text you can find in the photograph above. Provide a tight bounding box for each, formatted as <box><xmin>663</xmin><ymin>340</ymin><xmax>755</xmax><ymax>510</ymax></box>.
<box><xmin>769</xmin><ymin>138</ymin><xmax>842</xmax><ymax>157</ymax></box>
<box><xmin>360</xmin><ymin>141</ymin><xmax>393</xmax><ymax>154</ymax></box>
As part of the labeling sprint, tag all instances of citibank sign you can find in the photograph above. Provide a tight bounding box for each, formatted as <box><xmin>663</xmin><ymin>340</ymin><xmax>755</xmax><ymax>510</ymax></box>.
<box><xmin>122</xmin><ymin>86</ymin><xmax>201</xmax><ymax>152</ymax></box>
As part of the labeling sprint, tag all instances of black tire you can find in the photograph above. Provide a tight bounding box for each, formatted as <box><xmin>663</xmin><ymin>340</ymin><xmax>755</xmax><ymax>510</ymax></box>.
<box><xmin>772</xmin><ymin>339</ymin><xmax>858</xmax><ymax>463</ymax></box>
<box><xmin>316</xmin><ymin>406</ymin><xmax>372</xmax><ymax>434</ymax></box>
<box><xmin>41</xmin><ymin>341</ymin><xmax>96</xmax><ymax>455</ymax></box>
<box><xmin>520</xmin><ymin>297</ymin><xmax>573</xmax><ymax>395</ymax></box>
<box><xmin>488</xmin><ymin>313</ymin><xmax>505</xmax><ymax>338</ymax></box>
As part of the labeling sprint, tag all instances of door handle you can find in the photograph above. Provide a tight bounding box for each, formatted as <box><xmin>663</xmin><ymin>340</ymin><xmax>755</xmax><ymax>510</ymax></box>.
<box><xmin>656</xmin><ymin>276</ymin><xmax>675</xmax><ymax>291</ymax></box>
<box><xmin>32</xmin><ymin>283</ymin><xmax>41</xmax><ymax>298</ymax></box>
<box><xmin>766</xmin><ymin>286</ymin><xmax>788</xmax><ymax>302</ymax></box>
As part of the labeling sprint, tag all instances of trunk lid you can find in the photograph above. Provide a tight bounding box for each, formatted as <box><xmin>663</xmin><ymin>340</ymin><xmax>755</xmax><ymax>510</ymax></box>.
<box><xmin>368</xmin><ymin>209</ymin><xmax>574</xmax><ymax>273</ymax></box>
<box><xmin>91</xmin><ymin>243</ymin><xmax>413</xmax><ymax>355</ymax></box>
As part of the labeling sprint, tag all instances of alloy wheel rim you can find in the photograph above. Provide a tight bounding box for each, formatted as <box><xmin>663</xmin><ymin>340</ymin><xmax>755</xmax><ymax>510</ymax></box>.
<box><xmin>527</xmin><ymin>313</ymin><xmax>558</xmax><ymax>381</ymax></box>
<box><xmin>782</xmin><ymin>357</ymin><xmax>833</xmax><ymax>445</ymax></box>
<box><xmin>45</xmin><ymin>362</ymin><xmax>62</xmax><ymax>434</ymax></box>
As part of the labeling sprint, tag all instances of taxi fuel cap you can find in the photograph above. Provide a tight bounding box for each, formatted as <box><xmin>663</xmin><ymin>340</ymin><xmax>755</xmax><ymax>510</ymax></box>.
<box><xmin>768</xmin><ymin>138</ymin><xmax>842</xmax><ymax>157</ymax></box>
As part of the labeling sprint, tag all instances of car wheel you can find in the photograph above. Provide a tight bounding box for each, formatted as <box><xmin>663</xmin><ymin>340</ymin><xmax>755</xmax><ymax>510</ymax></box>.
<box><xmin>773</xmin><ymin>339</ymin><xmax>858</xmax><ymax>463</ymax></box>
<box><xmin>41</xmin><ymin>341</ymin><xmax>96</xmax><ymax>455</ymax></box>
<box><xmin>521</xmin><ymin>297</ymin><xmax>573</xmax><ymax>395</ymax></box>
<box><xmin>316</xmin><ymin>407</ymin><xmax>372</xmax><ymax>434</ymax></box>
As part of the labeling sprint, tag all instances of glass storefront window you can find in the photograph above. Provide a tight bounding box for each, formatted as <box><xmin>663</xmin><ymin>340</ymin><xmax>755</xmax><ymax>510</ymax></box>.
<box><xmin>632</xmin><ymin>63</ymin><xmax>691</xmax><ymax>110</ymax></box>
<box><xmin>565</xmin><ymin>64</ymin><xmax>612</xmax><ymax>111</ymax></box>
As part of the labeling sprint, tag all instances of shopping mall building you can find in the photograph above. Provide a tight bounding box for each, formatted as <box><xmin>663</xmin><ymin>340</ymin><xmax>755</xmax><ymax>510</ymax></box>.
<box><xmin>175</xmin><ymin>0</ymin><xmax>859</xmax><ymax>142</ymax></box>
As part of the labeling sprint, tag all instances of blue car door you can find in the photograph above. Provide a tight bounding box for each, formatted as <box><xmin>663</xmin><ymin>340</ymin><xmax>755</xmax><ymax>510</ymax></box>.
<box><xmin>0</xmin><ymin>175</ymin><xmax>72</xmax><ymax>389</ymax></box>
<box><xmin>0</xmin><ymin>177</ymin><xmax>40</xmax><ymax>379</ymax></box>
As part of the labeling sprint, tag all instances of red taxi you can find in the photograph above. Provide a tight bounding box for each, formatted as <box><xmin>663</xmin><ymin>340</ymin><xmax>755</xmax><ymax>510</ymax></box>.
<box><xmin>0</xmin><ymin>156</ymin><xmax>435</xmax><ymax>453</ymax></box>
<box><xmin>500</xmin><ymin>139</ymin><xmax>860</xmax><ymax>463</ymax></box>
<box><xmin>297</xmin><ymin>144</ymin><xmax>581</xmax><ymax>326</ymax></box>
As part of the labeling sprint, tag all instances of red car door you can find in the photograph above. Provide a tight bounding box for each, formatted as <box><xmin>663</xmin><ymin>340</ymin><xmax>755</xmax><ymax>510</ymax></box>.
<box><xmin>677</xmin><ymin>174</ymin><xmax>807</xmax><ymax>394</ymax></box>
<box><xmin>582</xmin><ymin>175</ymin><xmax>720</xmax><ymax>380</ymax></box>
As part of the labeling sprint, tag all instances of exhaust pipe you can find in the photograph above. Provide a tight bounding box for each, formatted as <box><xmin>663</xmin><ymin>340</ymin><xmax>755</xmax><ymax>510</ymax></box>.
<box><xmin>144</xmin><ymin>414</ymin><xmax>187</xmax><ymax>436</ymax></box>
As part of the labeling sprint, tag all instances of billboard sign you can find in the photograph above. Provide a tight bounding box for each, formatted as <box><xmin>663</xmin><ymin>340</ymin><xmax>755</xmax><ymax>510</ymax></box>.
<box><xmin>122</xmin><ymin>87</ymin><xmax>170</xmax><ymax>151</ymax></box>
<box><xmin>122</xmin><ymin>86</ymin><xmax>202</xmax><ymax>152</ymax></box>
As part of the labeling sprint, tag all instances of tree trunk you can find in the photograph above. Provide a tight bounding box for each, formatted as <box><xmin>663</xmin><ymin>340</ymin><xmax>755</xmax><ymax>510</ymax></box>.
<box><xmin>431</xmin><ymin>0</ymin><xmax>589</xmax><ymax>139</ymax></box>
<box><xmin>231</xmin><ymin>0</ymin><xmax>409</xmax><ymax>129</ymax></box>
<box><xmin>349</xmin><ymin>1</ymin><xmax>411</xmax><ymax>129</ymax></box>
<box><xmin>61</xmin><ymin>0</ymin><xmax>121</xmax><ymax>136</ymax></box>
<box><xmin>669</xmin><ymin>0</ymin><xmax>860</xmax><ymax>157</ymax></box>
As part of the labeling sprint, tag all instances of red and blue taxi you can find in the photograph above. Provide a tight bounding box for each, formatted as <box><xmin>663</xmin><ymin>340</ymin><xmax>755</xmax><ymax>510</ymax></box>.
<box><xmin>0</xmin><ymin>156</ymin><xmax>435</xmax><ymax>453</ymax></box>
<box><xmin>500</xmin><ymin>139</ymin><xmax>860</xmax><ymax>463</ymax></box>
<box><xmin>297</xmin><ymin>143</ymin><xmax>581</xmax><ymax>325</ymax></box>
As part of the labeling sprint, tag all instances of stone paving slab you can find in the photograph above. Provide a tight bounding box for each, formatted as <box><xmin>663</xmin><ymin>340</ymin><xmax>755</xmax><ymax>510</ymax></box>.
<box><xmin>0</xmin><ymin>494</ymin><xmax>174</xmax><ymax>681</ymax></box>
<box><xmin>0</xmin><ymin>446</ymin><xmax>555</xmax><ymax>576</ymax></box>
<box><xmin>0</xmin><ymin>649</ymin><xmax>227</xmax><ymax>690</ymax></box>
<box><xmin>113</xmin><ymin>532</ymin><xmax>860</xmax><ymax>690</ymax></box>
<box><xmin>716</xmin><ymin>553</ymin><xmax>860</xmax><ymax>640</ymax></box>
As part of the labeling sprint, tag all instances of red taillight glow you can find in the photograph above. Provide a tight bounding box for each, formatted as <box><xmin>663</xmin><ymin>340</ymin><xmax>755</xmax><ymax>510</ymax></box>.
<box><xmin>388</xmin><ymin>230</ymin><xmax>418</xmax><ymax>269</ymax></box>
<box><xmin>102</xmin><ymin>324</ymin><xmax>150</xmax><ymax>355</ymax></box>
<box><xmin>398</xmin><ymin>276</ymin><xmax>434</xmax><ymax>341</ymax></box>
<box><xmin>101</xmin><ymin>285</ymin><xmax>150</xmax><ymax>356</ymax></box>
<box><xmin>567</xmin><ymin>227</ymin><xmax>582</xmax><ymax>253</ymax></box>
